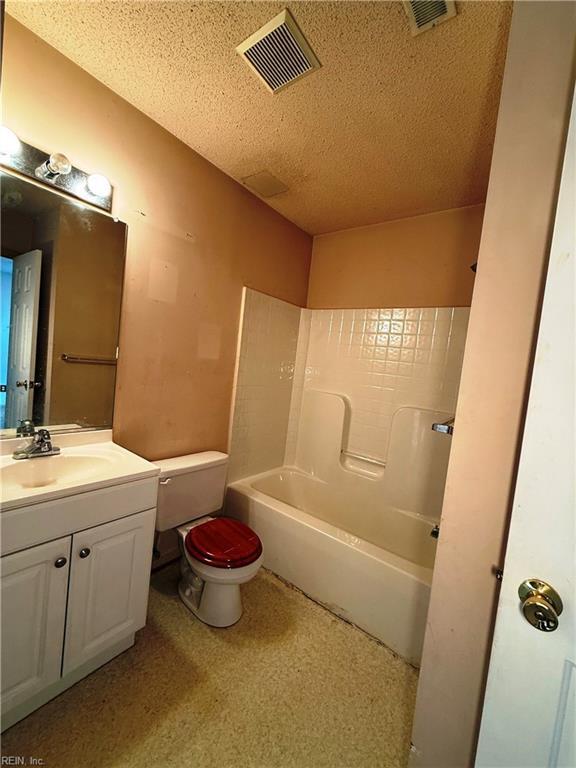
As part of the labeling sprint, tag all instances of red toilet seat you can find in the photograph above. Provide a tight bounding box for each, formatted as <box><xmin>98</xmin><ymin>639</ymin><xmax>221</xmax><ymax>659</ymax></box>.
<box><xmin>184</xmin><ymin>517</ymin><xmax>262</xmax><ymax>569</ymax></box>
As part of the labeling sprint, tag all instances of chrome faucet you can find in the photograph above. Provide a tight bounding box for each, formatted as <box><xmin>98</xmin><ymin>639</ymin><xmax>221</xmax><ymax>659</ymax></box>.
<box><xmin>432</xmin><ymin>417</ymin><xmax>454</xmax><ymax>436</ymax></box>
<box><xmin>16</xmin><ymin>419</ymin><xmax>35</xmax><ymax>437</ymax></box>
<box><xmin>13</xmin><ymin>421</ymin><xmax>61</xmax><ymax>460</ymax></box>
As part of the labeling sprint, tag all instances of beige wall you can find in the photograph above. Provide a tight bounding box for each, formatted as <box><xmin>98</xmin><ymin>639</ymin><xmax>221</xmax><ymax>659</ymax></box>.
<box><xmin>308</xmin><ymin>205</ymin><xmax>484</xmax><ymax>309</ymax></box>
<box><xmin>1</xmin><ymin>17</ymin><xmax>312</xmax><ymax>460</ymax></box>
<box><xmin>410</xmin><ymin>3</ymin><xmax>576</xmax><ymax>767</ymax></box>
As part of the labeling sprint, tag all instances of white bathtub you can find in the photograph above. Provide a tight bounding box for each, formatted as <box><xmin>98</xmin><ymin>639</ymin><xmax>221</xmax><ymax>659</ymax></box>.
<box><xmin>226</xmin><ymin>467</ymin><xmax>437</xmax><ymax>666</ymax></box>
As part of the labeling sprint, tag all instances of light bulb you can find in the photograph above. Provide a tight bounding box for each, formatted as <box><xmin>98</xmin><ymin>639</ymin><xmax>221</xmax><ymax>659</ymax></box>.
<box><xmin>87</xmin><ymin>173</ymin><xmax>111</xmax><ymax>197</ymax></box>
<box><xmin>36</xmin><ymin>152</ymin><xmax>72</xmax><ymax>180</ymax></box>
<box><xmin>0</xmin><ymin>127</ymin><xmax>22</xmax><ymax>156</ymax></box>
<box><xmin>46</xmin><ymin>153</ymin><xmax>72</xmax><ymax>175</ymax></box>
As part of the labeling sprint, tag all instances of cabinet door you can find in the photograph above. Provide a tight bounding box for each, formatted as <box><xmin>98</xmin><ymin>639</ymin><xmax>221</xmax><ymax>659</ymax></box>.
<box><xmin>1</xmin><ymin>537</ymin><xmax>71</xmax><ymax>712</ymax></box>
<box><xmin>63</xmin><ymin>508</ymin><xmax>155</xmax><ymax>675</ymax></box>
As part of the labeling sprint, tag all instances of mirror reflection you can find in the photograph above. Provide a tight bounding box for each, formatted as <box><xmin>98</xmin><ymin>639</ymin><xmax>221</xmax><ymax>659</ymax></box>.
<box><xmin>0</xmin><ymin>172</ymin><xmax>126</xmax><ymax>435</ymax></box>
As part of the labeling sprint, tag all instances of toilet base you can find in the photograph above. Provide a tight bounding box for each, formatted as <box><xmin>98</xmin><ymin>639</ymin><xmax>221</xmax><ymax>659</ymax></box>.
<box><xmin>178</xmin><ymin>577</ymin><xmax>243</xmax><ymax>627</ymax></box>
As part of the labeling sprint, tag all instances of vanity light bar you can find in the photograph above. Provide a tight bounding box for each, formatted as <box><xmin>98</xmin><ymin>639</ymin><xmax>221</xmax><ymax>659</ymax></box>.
<box><xmin>0</xmin><ymin>129</ymin><xmax>113</xmax><ymax>212</ymax></box>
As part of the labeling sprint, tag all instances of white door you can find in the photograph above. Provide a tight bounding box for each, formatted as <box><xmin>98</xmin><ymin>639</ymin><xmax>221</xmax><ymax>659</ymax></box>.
<box><xmin>476</xmin><ymin>88</ymin><xmax>575</xmax><ymax>767</ymax></box>
<box><xmin>0</xmin><ymin>537</ymin><xmax>71</xmax><ymax>714</ymax></box>
<box><xmin>63</xmin><ymin>509</ymin><xmax>155</xmax><ymax>675</ymax></box>
<box><xmin>5</xmin><ymin>249</ymin><xmax>42</xmax><ymax>427</ymax></box>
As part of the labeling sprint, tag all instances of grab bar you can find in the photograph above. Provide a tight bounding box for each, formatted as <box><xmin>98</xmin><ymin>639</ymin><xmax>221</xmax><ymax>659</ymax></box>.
<box><xmin>341</xmin><ymin>450</ymin><xmax>386</xmax><ymax>468</ymax></box>
<box><xmin>60</xmin><ymin>353</ymin><xmax>117</xmax><ymax>366</ymax></box>
<box><xmin>432</xmin><ymin>417</ymin><xmax>454</xmax><ymax>435</ymax></box>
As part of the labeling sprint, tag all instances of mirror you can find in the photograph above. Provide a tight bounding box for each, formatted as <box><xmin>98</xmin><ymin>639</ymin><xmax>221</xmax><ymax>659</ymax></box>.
<box><xmin>0</xmin><ymin>171</ymin><xmax>126</xmax><ymax>436</ymax></box>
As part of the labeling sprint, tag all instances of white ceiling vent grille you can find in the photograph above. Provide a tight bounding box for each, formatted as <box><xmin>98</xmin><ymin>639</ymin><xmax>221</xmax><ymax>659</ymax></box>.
<box><xmin>403</xmin><ymin>1</ymin><xmax>457</xmax><ymax>36</ymax></box>
<box><xmin>236</xmin><ymin>9</ymin><xmax>321</xmax><ymax>93</ymax></box>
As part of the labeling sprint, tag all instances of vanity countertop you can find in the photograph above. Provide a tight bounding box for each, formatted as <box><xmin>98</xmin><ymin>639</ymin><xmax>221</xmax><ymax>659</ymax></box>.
<box><xmin>0</xmin><ymin>437</ymin><xmax>159</xmax><ymax>512</ymax></box>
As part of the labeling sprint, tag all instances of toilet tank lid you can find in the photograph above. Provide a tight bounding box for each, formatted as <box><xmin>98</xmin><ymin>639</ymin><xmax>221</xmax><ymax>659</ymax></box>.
<box><xmin>154</xmin><ymin>451</ymin><xmax>228</xmax><ymax>478</ymax></box>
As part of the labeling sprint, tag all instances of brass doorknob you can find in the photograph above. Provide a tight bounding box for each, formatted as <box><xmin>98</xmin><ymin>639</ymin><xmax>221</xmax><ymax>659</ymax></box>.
<box><xmin>518</xmin><ymin>579</ymin><xmax>563</xmax><ymax>632</ymax></box>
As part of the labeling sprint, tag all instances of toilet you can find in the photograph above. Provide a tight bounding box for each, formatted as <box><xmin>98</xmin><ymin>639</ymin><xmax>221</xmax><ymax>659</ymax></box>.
<box><xmin>154</xmin><ymin>452</ymin><xmax>263</xmax><ymax>627</ymax></box>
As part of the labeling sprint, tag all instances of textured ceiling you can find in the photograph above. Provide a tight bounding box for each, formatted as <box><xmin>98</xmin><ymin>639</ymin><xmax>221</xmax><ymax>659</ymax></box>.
<box><xmin>7</xmin><ymin>1</ymin><xmax>512</xmax><ymax>234</ymax></box>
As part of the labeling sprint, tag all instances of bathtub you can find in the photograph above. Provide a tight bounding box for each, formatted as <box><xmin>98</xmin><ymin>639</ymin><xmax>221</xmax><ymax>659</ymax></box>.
<box><xmin>226</xmin><ymin>467</ymin><xmax>437</xmax><ymax>666</ymax></box>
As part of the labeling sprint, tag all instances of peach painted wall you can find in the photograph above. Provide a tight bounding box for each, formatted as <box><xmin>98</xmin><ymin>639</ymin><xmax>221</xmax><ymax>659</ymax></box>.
<box><xmin>1</xmin><ymin>17</ymin><xmax>312</xmax><ymax>460</ymax></box>
<box><xmin>410</xmin><ymin>3</ymin><xmax>576</xmax><ymax>767</ymax></box>
<box><xmin>308</xmin><ymin>205</ymin><xmax>484</xmax><ymax>309</ymax></box>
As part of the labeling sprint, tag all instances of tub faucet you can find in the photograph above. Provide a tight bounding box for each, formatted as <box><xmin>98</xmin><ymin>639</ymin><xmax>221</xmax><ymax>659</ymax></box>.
<box><xmin>13</xmin><ymin>422</ymin><xmax>61</xmax><ymax>460</ymax></box>
<box><xmin>432</xmin><ymin>417</ymin><xmax>454</xmax><ymax>435</ymax></box>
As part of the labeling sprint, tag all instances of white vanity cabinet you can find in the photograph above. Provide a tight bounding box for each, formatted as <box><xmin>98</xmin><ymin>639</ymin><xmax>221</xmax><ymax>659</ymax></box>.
<box><xmin>0</xmin><ymin>445</ymin><xmax>159</xmax><ymax>732</ymax></box>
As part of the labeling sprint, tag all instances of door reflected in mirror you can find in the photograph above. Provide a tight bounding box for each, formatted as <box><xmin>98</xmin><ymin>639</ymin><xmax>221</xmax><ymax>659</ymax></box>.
<box><xmin>0</xmin><ymin>172</ymin><xmax>126</xmax><ymax>436</ymax></box>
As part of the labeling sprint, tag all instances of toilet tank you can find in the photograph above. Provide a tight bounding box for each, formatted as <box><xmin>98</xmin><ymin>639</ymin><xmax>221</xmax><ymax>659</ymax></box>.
<box><xmin>154</xmin><ymin>452</ymin><xmax>229</xmax><ymax>532</ymax></box>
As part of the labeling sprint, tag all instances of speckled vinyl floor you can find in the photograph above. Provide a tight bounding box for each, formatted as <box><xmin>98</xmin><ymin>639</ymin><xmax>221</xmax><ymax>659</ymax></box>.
<box><xmin>1</xmin><ymin>565</ymin><xmax>418</xmax><ymax>768</ymax></box>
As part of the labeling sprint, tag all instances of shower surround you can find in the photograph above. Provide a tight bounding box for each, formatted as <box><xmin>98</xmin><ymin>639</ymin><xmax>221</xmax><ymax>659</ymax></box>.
<box><xmin>227</xmin><ymin>289</ymin><xmax>469</xmax><ymax>663</ymax></box>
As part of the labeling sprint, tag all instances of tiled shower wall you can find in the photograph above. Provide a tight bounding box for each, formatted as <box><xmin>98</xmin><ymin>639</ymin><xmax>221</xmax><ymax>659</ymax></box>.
<box><xmin>229</xmin><ymin>290</ymin><xmax>469</xmax><ymax>478</ymax></box>
<box><xmin>287</xmin><ymin>307</ymin><xmax>469</xmax><ymax>464</ymax></box>
<box><xmin>284</xmin><ymin>311</ymin><xmax>311</xmax><ymax>464</ymax></box>
<box><xmin>228</xmin><ymin>289</ymin><xmax>300</xmax><ymax>481</ymax></box>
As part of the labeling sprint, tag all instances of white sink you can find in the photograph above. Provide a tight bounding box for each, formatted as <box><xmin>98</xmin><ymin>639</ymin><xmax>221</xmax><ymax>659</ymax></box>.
<box><xmin>2</xmin><ymin>455</ymin><xmax>114</xmax><ymax>490</ymax></box>
<box><xmin>0</xmin><ymin>439</ymin><xmax>159</xmax><ymax>510</ymax></box>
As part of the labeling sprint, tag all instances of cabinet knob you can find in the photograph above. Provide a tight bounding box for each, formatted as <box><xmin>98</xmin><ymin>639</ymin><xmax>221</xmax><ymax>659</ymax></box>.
<box><xmin>79</xmin><ymin>547</ymin><xmax>91</xmax><ymax>559</ymax></box>
<box><xmin>54</xmin><ymin>557</ymin><xmax>67</xmax><ymax>568</ymax></box>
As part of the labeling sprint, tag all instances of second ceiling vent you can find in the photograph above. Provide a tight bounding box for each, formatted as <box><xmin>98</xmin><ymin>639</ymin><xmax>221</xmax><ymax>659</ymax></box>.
<box><xmin>236</xmin><ymin>9</ymin><xmax>321</xmax><ymax>94</ymax></box>
<box><xmin>403</xmin><ymin>1</ymin><xmax>457</xmax><ymax>36</ymax></box>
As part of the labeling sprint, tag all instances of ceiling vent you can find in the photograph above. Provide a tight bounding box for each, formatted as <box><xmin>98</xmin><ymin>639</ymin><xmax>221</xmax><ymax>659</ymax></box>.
<box><xmin>403</xmin><ymin>1</ymin><xmax>457</xmax><ymax>36</ymax></box>
<box><xmin>236</xmin><ymin>9</ymin><xmax>321</xmax><ymax>93</ymax></box>
<box><xmin>242</xmin><ymin>171</ymin><xmax>289</xmax><ymax>198</ymax></box>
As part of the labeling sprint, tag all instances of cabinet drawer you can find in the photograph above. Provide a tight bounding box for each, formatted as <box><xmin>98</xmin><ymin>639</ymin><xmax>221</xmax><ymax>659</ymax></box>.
<box><xmin>1</xmin><ymin>478</ymin><xmax>158</xmax><ymax>555</ymax></box>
